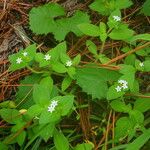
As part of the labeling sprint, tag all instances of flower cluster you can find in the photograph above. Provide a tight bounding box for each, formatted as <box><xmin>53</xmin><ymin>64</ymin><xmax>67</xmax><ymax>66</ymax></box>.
<box><xmin>48</xmin><ymin>100</ymin><xmax>58</xmax><ymax>113</ymax></box>
<box><xmin>113</xmin><ymin>16</ymin><xmax>121</xmax><ymax>22</ymax></box>
<box><xmin>16</xmin><ymin>52</ymin><xmax>28</xmax><ymax>64</ymax></box>
<box><xmin>115</xmin><ymin>80</ymin><xmax>128</xmax><ymax>92</ymax></box>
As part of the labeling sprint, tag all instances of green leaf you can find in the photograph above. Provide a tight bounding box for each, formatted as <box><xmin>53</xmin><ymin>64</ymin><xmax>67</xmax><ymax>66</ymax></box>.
<box><xmin>109</xmin><ymin>24</ymin><xmax>134</xmax><ymax>40</ymax></box>
<box><xmin>107</xmin><ymin>9</ymin><xmax>121</xmax><ymax>29</ymax></box>
<box><xmin>78</xmin><ymin>23</ymin><xmax>100</xmax><ymax>37</ymax></box>
<box><xmin>54</xmin><ymin>11</ymin><xmax>90</xmax><ymax>41</ymax></box>
<box><xmin>16</xmin><ymin>131</ymin><xmax>26</xmax><ymax>146</ymax></box>
<box><xmin>124</xmin><ymin>54</ymin><xmax>136</xmax><ymax>65</ymax></box>
<box><xmin>72</xmin><ymin>54</ymin><xmax>81</xmax><ymax>66</ymax></box>
<box><xmin>126</xmin><ymin>129</ymin><xmax>150</xmax><ymax>150</ymax></box>
<box><xmin>29</xmin><ymin>3</ymin><xmax>65</xmax><ymax>34</ymax></box>
<box><xmin>33</xmin><ymin>76</ymin><xmax>53</xmax><ymax>106</ymax></box>
<box><xmin>0</xmin><ymin>108</ymin><xmax>22</xmax><ymax>124</ymax></box>
<box><xmin>129</xmin><ymin>110</ymin><xmax>144</xmax><ymax>125</ymax></box>
<box><xmin>0</xmin><ymin>142</ymin><xmax>8</xmax><ymax>150</ymax></box>
<box><xmin>134</xmin><ymin>96</ymin><xmax>150</xmax><ymax>113</ymax></box>
<box><xmin>89</xmin><ymin>0</ymin><xmax>132</xmax><ymax>16</ymax></box>
<box><xmin>54</xmin><ymin>129</ymin><xmax>69</xmax><ymax>150</ymax></box>
<box><xmin>15</xmin><ymin>74</ymin><xmax>41</xmax><ymax>109</ymax></box>
<box><xmin>51</xmin><ymin>62</ymin><xmax>67</xmax><ymax>73</ymax></box>
<box><xmin>130</xmin><ymin>34</ymin><xmax>150</xmax><ymax>41</ymax></box>
<box><xmin>99</xmin><ymin>22</ymin><xmax>107</xmax><ymax>42</ymax></box>
<box><xmin>75</xmin><ymin>66</ymin><xmax>121</xmax><ymax>99</ymax></box>
<box><xmin>144</xmin><ymin>60</ymin><xmax>150</xmax><ymax>71</ymax></box>
<box><xmin>27</xmin><ymin>104</ymin><xmax>43</xmax><ymax>119</ymax></box>
<box><xmin>74</xmin><ymin>143</ymin><xmax>94</xmax><ymax>150</ymax></box>
<box><xmin>141</xmin><ymin>0</ymin><xmax>150</xmax><ymax>16</ymax></box>
<box><xmin>9</xmin><ymin>44</ymin><xmax>36</xmax><ymax>71</ymax></box>
<box><xmin>67</xmin><ymin>67</ymin><xmax>76</xmax><ymax>79</ymax></box>
<box><xmin>110</xmin><ymin>100</ymin><xmax>131</xmax><ymax>113</ymax></box>
<box><xmin>115</xmin><ymin>117</ymin><xmax>133</xmax><ymax>141</ymax></box>
<box><xmin>40</xmin><ymin>123</ymin><xmax>55</xmax><ymax>142</ymax></box>
<box><xmin>107</xmin><ymin>85</ymin><xmax>125</xmax><ymax>100</ymax></box>
<box><xmin>86</xmin><ymin>40</ymin><xmax>97</xmax><ymax>55</ymax></box>
<box><xmin>61</xmin><ymin>76</ymin><xmax>72</xmax><ymax>92</ymax></box>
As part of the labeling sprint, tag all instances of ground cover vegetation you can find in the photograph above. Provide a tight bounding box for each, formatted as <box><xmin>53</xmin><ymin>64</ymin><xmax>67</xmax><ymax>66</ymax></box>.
<box><xmin>0</xmin><ymin>0</ymin><xmax>150</xmax><ymax>149</ymax></box>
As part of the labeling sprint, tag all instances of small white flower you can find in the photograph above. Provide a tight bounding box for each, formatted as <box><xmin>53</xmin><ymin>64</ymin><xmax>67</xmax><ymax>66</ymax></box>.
<box><xmin>118</xmin><ymin>80</ymin><xmax>128</xmax><ymax>90</ymax></box>
<box><xmin>113</xmin><ymin>16</ymin><xmax>121</xmax><ymax>22</ymax></box>
<box><xmin>118</xmin><ymin>80</ymin><xmax>127</xmax><ymax>85</ymax></box>
<box><xmin>122</xmin><ymin>84</ymin><xmax>128</xmax><ymax>90</ymax></box>
<box><xmin>47</xmin><ymin>100</ymin><xmax>58</xmax><ymax>113</ymax></box>
<box><xmin>16</xmin><ymin>57</ymin><xmax>23</xmax><ymax>64</ymax></box>
<box><xmin>115</xmin><ymin>86</ymin><xmax>122</xmax><ymax>92</ymax></box>
<box><xmin>22</xmin><ymin>52</ymin><xmax>28</xmax><ymax>56</ymax></box>
<box><xmin>66</xmin><ymin>60</ymin><xmax>72</xmax><ymax>67</ymax></box>
<box><xmin>51</xmin><ymin>100</ymin><xmax>58</xmax><ymax>107</ymax></box>
<box><xmin>44</xmin><ymin>54</ymin><xmax>51</xmax><ymax>61</ymax></box>
<box><xmin>139</xmin><ymin>62</ymin><xmax>144</xmax><ymax>67</ymax></box>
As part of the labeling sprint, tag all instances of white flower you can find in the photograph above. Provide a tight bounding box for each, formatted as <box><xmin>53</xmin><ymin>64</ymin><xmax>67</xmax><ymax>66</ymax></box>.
<box><xmin>115</xmin><ymin>86</ymin><xmax>122</xmax><ymax>92</ymax></box>
<box><xmin>16</xmin><ymin>57</ymin><xmax>23</xmax><ymax>64</ymax></box>
<box><xmin>22</xmin><ymin>52</ymin><xmax>28</xmax><ymax>56</ymax></box>
<box><xmin>139</xmin><ymin>62</ymin><xmax>144</xmax><ymax>67</ymax></box>
<box><xmin>44</xmin><ymin>54</ymin><xmax>51</xmax><ymax>61</ymax></box>
<box><xmin>113</xmin><ymin>16</ymin><xmax>121</xmax><ymax>22</ymax></box>
<box><xmin>118</xmin><ymin>80</ymin><xmax>127</xmax><ymax>85</ymax></box>
<box><xmin>118</xmin><ymin>80</ymin><xmax>128</xmax><ymax>90</ymax></box>
<box><xmin>66</xmin><ymin>60</ymin><xmax>72</xmax><ymax>67</ymax></box>
<box><xmin>48</xmin><ymin>100</ymin><xmax>58</xmax><ymax>113</ymax></box>
<box><xmin>51</xmin><ymin>100</ymin><xmax>58</xmax><ymax>107</ymax></box>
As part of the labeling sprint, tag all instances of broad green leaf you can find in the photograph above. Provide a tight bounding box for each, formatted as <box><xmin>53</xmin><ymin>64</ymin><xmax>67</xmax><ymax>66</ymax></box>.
<box><xmin>39</xmin><ymin>108</ymin><xmax>61</xmax><ymax>124</ymax></box>
<box><xmin>75</xmin><ymin>66</ymin><xmax>121</xmax><ymax>99</ymax></box>
<box><xmin>78</xmin><ymin>23</ymin><xmax>100</xmax><ymax>37</ymax></box>
<box><xmin>0</xmin><ymin>108</ymin><xmax>22</xmax><ymax>124</ymax></box>
<box><xmin>110</xmin><ymin>100</ymin><xmax>131</xmax><ymax>113</ymax></box>
<box><xmin>0</xmin><ymin>142</ymin><xmax>8</xmax><ymax>150</ymax></box>
<box><xmin>141</xmin><ymin>0</ymin><xmax>150</xmax><ymax>16</ymax></box>
<box><xmin>29</xmin><ymin>3</ymin><xmax>65</xmax><ymax>34</ymax></box>
<box><xmin>51</xmin><ymin>62</ymin><xmax>67</xmax><ymax>73</ymax></box>
<box><xmin>60</xmin><ymin>53</ymin><xmax>71</xmax><ymax>65</ymax></box>
<box><xmin>89</xmin><ymin>0</ymin><xmax>132</xmax><ymax>16</ymax></box>
<box><xmin>16</xmin><ymin>131</ymin><xmax>26</xmax><ymax>146</ymax></box>
<box><xmin>54</xmin><ymin>11</ymin><xmax>90</xmax><ymax>41</ymax></box>
<box><xmin>130</xmin><ymin>34</ymin><xmax>150</xmax><ymax>41</ymax></box>
<box><xmin>99</xmin><ymin>22</ymin><xmax>107</xmax><ymax>42</ymax></box>
<box><xmin>134</xmin><ymin>96</ymin><xmax>150</xmax><ymax>113</ymax></box>
<box><xmin>33</xmin><ymin>77</ymin><xmax>52</xmax><ymax>106</ymax></box>
<box><xmin>129</xmin><ymin>110</ymin><xmax>144</xmax><ymax>125</ymax></box>
<box><xmin>144</xmin><ymin>60</ymin><xmax>150</xmax><ymax>71</ymax></box>
<box><xmin>74</xmin><ymin>143</ymin><xmax>94</xmax><ymax>150</ymax></box>
<box><xmin>124</xmin><ymin>54</ymin><xmax>136</xmax><ymax>65</ymax></box>
<box><xmin>40</xmin><ymin>123</ymin><xmax>55</xmax><ymax>142</ymax></box>
<box><xmin>107</xmin><ymin>84</ymin><xmax>125</xmax><ymax>100</ymax></box>
<box><xmin>27</xmin><ymin>104</ymin><xmax>43</xmax><ymax>119</ymax></box>
<box><xmin>54</xmin><ymin>129</ymin><xmax>69</xmax><ymax>150</ymax></box>
<box><xmin>15</xmin><ymin>74</ymin><xmax>41</xmax><ymax>109</ymax></box>
<box><xmin>86</xmin><ymin>40</ymin><xmax>97</xmax><ymax>55</ymax></box>
<box><xmin>126</xmin><ymin>129</ymin><xmax>150</xmax><ymax>150</ymax></box>
<box><xmin>73</xmin><ymin>54</ymin><xmax>81</xmax><ymax>66</ymax></box>
<box><xmin>67</xmin><ymin>66</ymin><xmax>76</xmax><ymax>79</ymax></box>
<box><xmin>135</xmin><ymin>59</ymin><xmax>144</xmax><ymax>71</ymax></box>
<box><xmin>115</xmin><ymin>117</ymin><xmax>133</xmax><ymax>141</ymax></box>
<box><xmin>109</xmin><ymin>24</ymin><xmax>134</xmax><ymax>40</ymax></box>
<box><xmin>61</xmin><ymin>76</ymin><xmax>72</xmax><ymax>91</ymax></box>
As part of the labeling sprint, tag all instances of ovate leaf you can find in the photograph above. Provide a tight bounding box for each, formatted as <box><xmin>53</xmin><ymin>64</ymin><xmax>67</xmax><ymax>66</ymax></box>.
<box><xmin>54</xmin><ymin>129</ymin><xmax>69</xmax><ymax>150</ymax></box>
<box><xmin>29</xmin><ymin>3</ymin><xmax>65</xmax><ymax>34</ymax></box>
<box><xmin>78</xmin><ymin>23</ymin><xmax>100</xmax><ymax>37</ymax></box>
